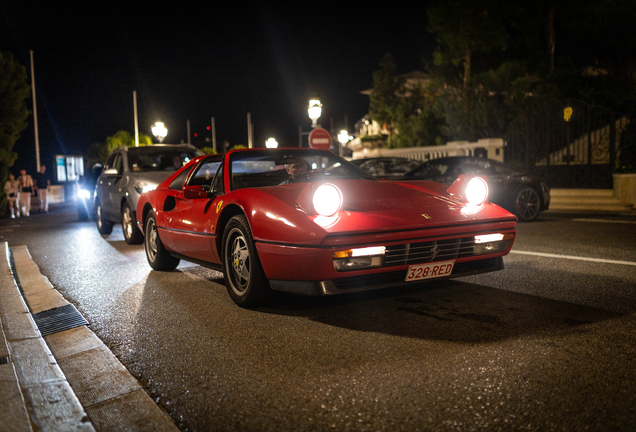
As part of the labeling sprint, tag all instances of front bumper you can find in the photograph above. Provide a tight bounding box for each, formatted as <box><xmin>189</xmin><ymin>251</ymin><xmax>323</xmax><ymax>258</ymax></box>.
<box><xmin>269</xmin><ymin>256</ymin><xmax>503</xmax><ymax>295</ymax></box>
<box><xmin>256</xmin><ymin>225</ymin><xmax>515</xmax><ymax>295</ymax></box>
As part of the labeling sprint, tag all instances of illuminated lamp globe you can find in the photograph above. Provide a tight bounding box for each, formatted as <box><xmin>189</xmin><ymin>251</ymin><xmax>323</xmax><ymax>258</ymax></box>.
<box><xmin>465</xmin><ymin>177</ymin><xmax>488</xmax><ymax>206</ymax></box>
<box><xmin>151</xmin><ymin>122</ymin><xmax>168</xmax><ymax>143</ymax></box>
<box><xmin>313</xmin><ymin>183</ymin><xmax>342</xmax><ymax>217</ymax></box>
<box><xmin>308</xmin><ymin>99</ymin><xmax>322</xmax><ymax>127</ymax></box>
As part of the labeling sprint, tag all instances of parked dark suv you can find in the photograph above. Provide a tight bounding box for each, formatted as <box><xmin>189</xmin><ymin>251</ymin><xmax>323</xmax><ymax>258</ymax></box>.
<box><xmin>95</xmin><ymin>144</ymin><xmax>203</xmax><ymax>243</ymax></box>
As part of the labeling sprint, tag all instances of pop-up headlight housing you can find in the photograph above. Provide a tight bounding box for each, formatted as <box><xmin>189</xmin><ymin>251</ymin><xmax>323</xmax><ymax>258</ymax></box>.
<box><xmin>312</xmin><ymin>183</ymin><xmax>343</xmax><ymax>217</ymax></box>
<box><xmin>447</xmin><ymin>175</ymin><xmax>489</xmax><ymax>211</ymax></box>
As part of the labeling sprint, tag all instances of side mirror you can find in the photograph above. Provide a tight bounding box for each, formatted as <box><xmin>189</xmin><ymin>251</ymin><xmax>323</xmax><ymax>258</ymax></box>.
<box><xmin>183</xmin><ymin>185</ymin><xmax>211</xmax><ymax>199</ymax></box>
<box><xmin>102</xmin><ymin>168</ymin><xmax>119</xmax><ymax>176</ymax></box>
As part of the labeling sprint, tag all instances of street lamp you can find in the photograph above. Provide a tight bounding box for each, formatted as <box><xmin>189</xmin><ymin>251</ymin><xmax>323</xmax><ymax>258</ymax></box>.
<box><xmin>265</xmin><ymin>137</ymin><xmax>278</xmax><ymax>148</ymax></box>
<box><xmin>337</xmin><ymin>130</ymin><xmax>352</xmax><ymax>147</ymax></box>
<box><xmin>151</xmin><ymin>122</ymin><xmax>167</xmax><ymax>143</ymax></box>
<box><xmin>308</xmin><ymin>99</ymin><xmax>322</xmax><ymax>128</ymax></box>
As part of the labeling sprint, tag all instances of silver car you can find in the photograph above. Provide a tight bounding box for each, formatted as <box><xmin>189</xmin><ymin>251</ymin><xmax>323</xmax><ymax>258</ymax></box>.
<box><xmin>95</xmin><ymin>144</ymin><xmax>203</xmax><ymax>243</ymax></box>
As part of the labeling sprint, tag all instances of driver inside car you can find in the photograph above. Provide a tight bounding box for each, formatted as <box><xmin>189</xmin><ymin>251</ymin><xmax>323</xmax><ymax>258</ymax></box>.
<box><xmin>281</xmin><ymin>157</ymin><xmax>308</xmax><ymax>184</ymax></box>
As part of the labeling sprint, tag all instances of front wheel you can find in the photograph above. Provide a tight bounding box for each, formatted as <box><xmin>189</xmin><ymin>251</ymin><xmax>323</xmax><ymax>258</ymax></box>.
<box><xmin>122</xmin><ymin>202</ymin><xmax>144</xmax><ymax>244</ymax></box>
<box><xmin>96</xmin><ymin>202</ymin><xmax>113</xmax><ymax>234</ymax></box>
<box><xmin>144</xmin><ymin>211</ymin><xmax>180</xmax><ymax>271</ymax></box>
<box><xmin>222</xmin><ymin>215</ymin><xmax>269</xmax><ymax>307</ymax></box>
<box><xmin>513</xmin><ymin>186</ymin><xmax>541</xmax><ymax>222</ymax></box>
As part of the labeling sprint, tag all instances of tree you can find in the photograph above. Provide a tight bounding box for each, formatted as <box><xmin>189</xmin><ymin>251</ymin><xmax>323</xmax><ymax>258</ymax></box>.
<box><xmin>0</xmin><ymin>52</ymin><xmax>30</xmax><ymax>215</ymax></box>
<box><xmin>369</xmin><ymin>53</ymin><xmax>404</xmax><ymax>139</ymax></box>
<box><xmin>87</xmin><ymin>130</ymin><xmax>153</xmax><ymax>166</ymax></box>
<box><xmin>427</xmin><ymin>0</ymin><xmax>510</xmax><ymax>86</ymax></box>
<box><xmin>368</xmin><ymin>54</ymin><xmax>445</xmax><ymax>147</ymax></box>
<box><xmin>433</xmin><ymin>61</ymin><xmax>541</xmax><ymax>141</ymax></box>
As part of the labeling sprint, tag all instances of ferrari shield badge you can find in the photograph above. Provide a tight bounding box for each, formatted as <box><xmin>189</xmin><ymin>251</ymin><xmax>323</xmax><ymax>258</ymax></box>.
<box><xmin>216</xmin><ymin>200</ymin><xmax>223</xmax><ymax>213</ymax></box>
<box><xmin>422</xmin><ymin>214</ymin><xmax>432</xmax><ymax>220</ymax></box>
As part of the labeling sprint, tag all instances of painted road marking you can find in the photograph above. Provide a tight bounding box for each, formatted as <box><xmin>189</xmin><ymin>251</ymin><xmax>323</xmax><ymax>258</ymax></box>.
<box><xmin>572</xmin><ymin>218</ymin><xmax>636</xmax><ymax>224</ymax></box>
<box><xmin>510</xmin><ymin>250</ymin><xmax>636</xmax><ymax>266</ymax></box>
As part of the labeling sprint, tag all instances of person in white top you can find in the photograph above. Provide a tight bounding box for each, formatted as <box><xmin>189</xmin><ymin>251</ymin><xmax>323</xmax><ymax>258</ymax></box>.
<box><xmin>4</xmin><ymin>173</ymin><xmax>20</xmax><ymax>218</ymax></box>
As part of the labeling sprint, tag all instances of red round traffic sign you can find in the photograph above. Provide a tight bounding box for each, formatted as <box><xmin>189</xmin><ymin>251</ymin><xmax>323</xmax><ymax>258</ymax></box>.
<box><xmin>308</xmin><ymin>128</ymin><xmax>332</xmax><ymax>150</ymax></box>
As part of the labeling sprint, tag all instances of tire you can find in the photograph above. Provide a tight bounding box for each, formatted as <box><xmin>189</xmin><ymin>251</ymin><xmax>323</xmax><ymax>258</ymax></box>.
<box><xmin>96</xmin><ymin>202</ymin><xmax>113</xmax><ymax>234</ymax></box>
<box><xmin>122</xmin><ymin>202</ymin><xmax>144</xmax><ymax>244</ymax></box>
<box><xmin>513</xmin><ymin>186</ymin><xmax>541</xmax><ymax>222</ymax></box>
<box><xmin>144</xmin><ymin>211</ymin><xmax>180</xmax><ymax>271</ymax></box>
<box><xmin>222</xmin><ymin>215</ymin><xmax>269</xmax><ymax>307</ymax></box>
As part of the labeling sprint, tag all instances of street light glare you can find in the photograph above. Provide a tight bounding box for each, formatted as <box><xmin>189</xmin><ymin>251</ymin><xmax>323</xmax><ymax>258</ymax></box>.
<box><xmin>152</xmin><ymin>122</ymin><xmax>168</xmax><ymax>143</ymax></box>
<box><xmin>338</xmin><ymin>130</ymin><xmax>352</xmax><ymax>145</ymax></box>
<box><xmin>308</xmin><ymin>99</ymin><xmax>322</xmax><ymax>127</ymax></box>
<box><xmin>265</xmin><ymin>138</ymin><xmax>278</xmax><ymax>148</ymax></box>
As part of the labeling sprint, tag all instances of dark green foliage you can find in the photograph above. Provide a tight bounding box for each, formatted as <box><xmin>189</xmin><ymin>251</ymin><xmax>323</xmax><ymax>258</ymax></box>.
<box><xmin>87</xmin><ymin>130</ymin><xmax>153</xmax><ymax>166</ymax></box>
<box><xmin>0</xmin><ymin>52</ymin><xmax>30</xmax><ymax>216</ymax></box>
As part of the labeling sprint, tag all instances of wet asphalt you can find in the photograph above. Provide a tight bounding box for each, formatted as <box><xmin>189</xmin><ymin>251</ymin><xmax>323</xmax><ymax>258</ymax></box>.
<box><xmin>1</xmin><ymin>205</ymin><xmax>635</xmax><ymax>431</ymax></box>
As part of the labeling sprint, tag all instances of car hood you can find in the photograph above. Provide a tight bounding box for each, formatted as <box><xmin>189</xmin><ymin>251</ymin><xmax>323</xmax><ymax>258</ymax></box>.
<box><xmin>246</xmin><ymin>179</ymin><xmax>516</xmax><ymax>245</ymax></box>
<box><xmin>128</xmin><ymin>170</ymin><xmax>176</xmax><ymax>186</ymax></box>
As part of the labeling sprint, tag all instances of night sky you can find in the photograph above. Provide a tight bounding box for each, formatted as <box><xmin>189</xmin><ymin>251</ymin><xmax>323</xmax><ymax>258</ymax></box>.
<box><xmin>1</xmin><ymin>2</ymin><xmax>435</xmax><ymax>171</ymax></box>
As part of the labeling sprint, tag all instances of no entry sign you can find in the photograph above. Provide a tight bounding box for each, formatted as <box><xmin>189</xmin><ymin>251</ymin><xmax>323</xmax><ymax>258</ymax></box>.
<box><xmin>308</xmin><ymin>128</ymin><xmax>332</xmax><ymax>150</ymax></box>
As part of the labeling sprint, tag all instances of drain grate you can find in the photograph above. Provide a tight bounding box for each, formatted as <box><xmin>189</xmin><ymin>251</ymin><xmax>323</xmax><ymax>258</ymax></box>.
<box><xmin>32</xmin><ymin>304</ymin><xmax>89</xmax><ymax>337</ymax></box>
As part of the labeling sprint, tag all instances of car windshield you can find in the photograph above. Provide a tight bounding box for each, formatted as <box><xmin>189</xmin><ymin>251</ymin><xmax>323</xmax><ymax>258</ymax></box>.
<box><xmin>410</xmin><ymin>160</ymin><xmax>451</xmax><ymax>176</ymax></box>
<box><xmin>230</xmin><ymin>149</ymin><xmax>373</xmax><ymax>190</ymax></box>
<box><xmin>127</xmin><ymin>146</ymin><xmax>203</xmax><ymax>172</ymax></box>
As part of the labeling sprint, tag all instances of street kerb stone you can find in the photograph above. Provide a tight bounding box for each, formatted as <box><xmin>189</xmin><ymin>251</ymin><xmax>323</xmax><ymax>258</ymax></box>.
<box><xmin>85</xmin><ymin>388</ymin><xmax>179</xmax><ymax>432</ymax></box>
<box><xmin>20</xmin><ymin>380</ymin><xmax>95</xmax><ymax>432</ymax></box>
<box><xmin>21</xmin><ymin>289</ymin><xmax>68</xmax><ymax>314</ymax></box>
<box><xmin>8</xmin><ymin>337</ymin><xmax>64</xmax><ymax>386</ymax></box>
<box><xmin>0</xmin><ymin>291</ymin><xmax>29</xmax><ymax>316</ymax></box>
<box><xmin>56</xmin><ymin>344</ymin><xmax>141</xmax><ymax>407</ymax></box>
<box><xmin>2</xmin><ymin>312</ymin><xmax>41</xmax><ymax>341</ymax></box>
<box><xmin>46</xmin><ymin>326</ymin><xmax>104</xmax><ymax>360</ymax></box>
<box><xmin>0</xmin><ymin>369</ymin><xmax>32</xmax><ymax>432</ymax></box>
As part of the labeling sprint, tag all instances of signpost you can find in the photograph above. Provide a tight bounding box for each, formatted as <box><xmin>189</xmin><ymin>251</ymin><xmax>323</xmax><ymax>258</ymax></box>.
<box><xmin>308</xmin><ymin>127</ymin><xmax>332</xmax><ymax>151</ymax></box>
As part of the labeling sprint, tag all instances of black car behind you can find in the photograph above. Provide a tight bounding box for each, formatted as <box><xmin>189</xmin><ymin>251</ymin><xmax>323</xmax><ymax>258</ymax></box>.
<box><xmin>403</xmin><ymin>156</ymin><xmax>550</xmax><ymax>221</ymax></box>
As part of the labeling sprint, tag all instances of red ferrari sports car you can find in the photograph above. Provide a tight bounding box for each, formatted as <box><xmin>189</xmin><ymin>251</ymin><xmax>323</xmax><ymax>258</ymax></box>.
<box><xmin>136</xmin><ymin>148</ymin><xmax>517</xmax><ymax>307</ymax></box>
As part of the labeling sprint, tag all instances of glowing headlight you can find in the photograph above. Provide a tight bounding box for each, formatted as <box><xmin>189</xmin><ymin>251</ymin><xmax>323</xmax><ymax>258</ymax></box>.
<box><xmin>465</xmin><ymin>177</ymin><xmax>488</xmax><ymax>206</ymax></box>
<box><xmin>313</xmin><ymin>183</ymin><xmax>342</xmax><ymax>217</ymax></box>
<box><xmin>134</xmin><ymin>182</ymin><xmax>157</xmax><ymax>195</ymax></box>
<box><xmin>77</xmin><ymin>189</ymin><xmax>91</xmax><ymax>200</ymax></box>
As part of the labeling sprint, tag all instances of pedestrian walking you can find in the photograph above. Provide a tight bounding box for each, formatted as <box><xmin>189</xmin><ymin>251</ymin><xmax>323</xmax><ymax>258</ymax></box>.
<box><xmin>4</xmin><ymin>173</ymin><xmax>20</xmax><ymax>218</ymax></box>
<box><xmin>17</xmin><ymin>169</ymin><xmax>34</xmax><ymax>216</ymax></box>
<box><xmin>33</xmin><ymin>164</ymin><xmax>51</xmax><ymax>213</ymax></box>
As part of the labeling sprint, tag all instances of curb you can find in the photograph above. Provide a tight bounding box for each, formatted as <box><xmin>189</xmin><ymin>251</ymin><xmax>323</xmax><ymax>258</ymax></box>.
<box><xmin>0</xmin><ymin>242</ymin><xmax>179</xmax><ymax>431</ymax></box>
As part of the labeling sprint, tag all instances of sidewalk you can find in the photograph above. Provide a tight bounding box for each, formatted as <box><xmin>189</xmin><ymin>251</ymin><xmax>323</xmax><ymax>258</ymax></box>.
<box><xmin>0</xmin><ymin>242</ymin><xmax>178</xmax><ymax>432</ymax></box>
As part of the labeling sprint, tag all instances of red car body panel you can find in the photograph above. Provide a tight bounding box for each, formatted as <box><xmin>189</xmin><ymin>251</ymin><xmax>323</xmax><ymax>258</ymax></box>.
<box><xmin>137</xmin><ymin>149</ymin><xmax>517</xmax><ymax>295</ymax></box>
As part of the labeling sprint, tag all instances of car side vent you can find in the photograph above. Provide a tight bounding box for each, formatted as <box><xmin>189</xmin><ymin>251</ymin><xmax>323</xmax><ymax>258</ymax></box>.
<box><xmin>163</xmin><ymin>196</ymin><xmax>176</xmax><ymax>212</ymax></box>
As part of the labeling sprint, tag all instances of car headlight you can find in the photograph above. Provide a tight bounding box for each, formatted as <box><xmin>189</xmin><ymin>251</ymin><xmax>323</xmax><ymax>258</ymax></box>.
<box><xmin>134</xmin><ymin>182</ymin><xmax>157</xmax><ymax>195</ymax></box>
<box><xmin>77</xmin><ymin>188</ymin><xmax>91</xmax><ymax>200</ymax></box>
<box><xmin>465</xmin><ymin>176</ymin><xmax>488</xmax><ymax>206</ymax></box>
<box><xmin>313</xmin><ymin>183</ymin><xmax>342</xmax><ymax>217</ymax></box>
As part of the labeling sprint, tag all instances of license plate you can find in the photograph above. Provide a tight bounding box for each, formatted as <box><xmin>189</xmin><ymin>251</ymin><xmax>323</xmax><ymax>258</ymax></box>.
<box><xmin>405</xmin><ymin>261</ymin><xmax>455</xmax><ymax>282</ymax></box>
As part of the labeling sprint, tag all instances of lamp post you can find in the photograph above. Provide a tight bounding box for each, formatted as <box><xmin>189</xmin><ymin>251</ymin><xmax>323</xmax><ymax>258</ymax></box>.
<box><xmin>265</xmin><ymin>138</ymin><xmax>278</xmax><ymax>148</ymax></box>
<box><xmin>337</xmin><ymin>130</ymin><xmax>352</xmax><ymax>157</ymax></box>
<box><xmin>151</xmin><ymin>122</ymin><xmax>167</xmax><ymax>143</ymax></box>
<box><xmin>308</xmin><ymin>99</ymin><xmax>322</xmax><ymax>128</ymax></box>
